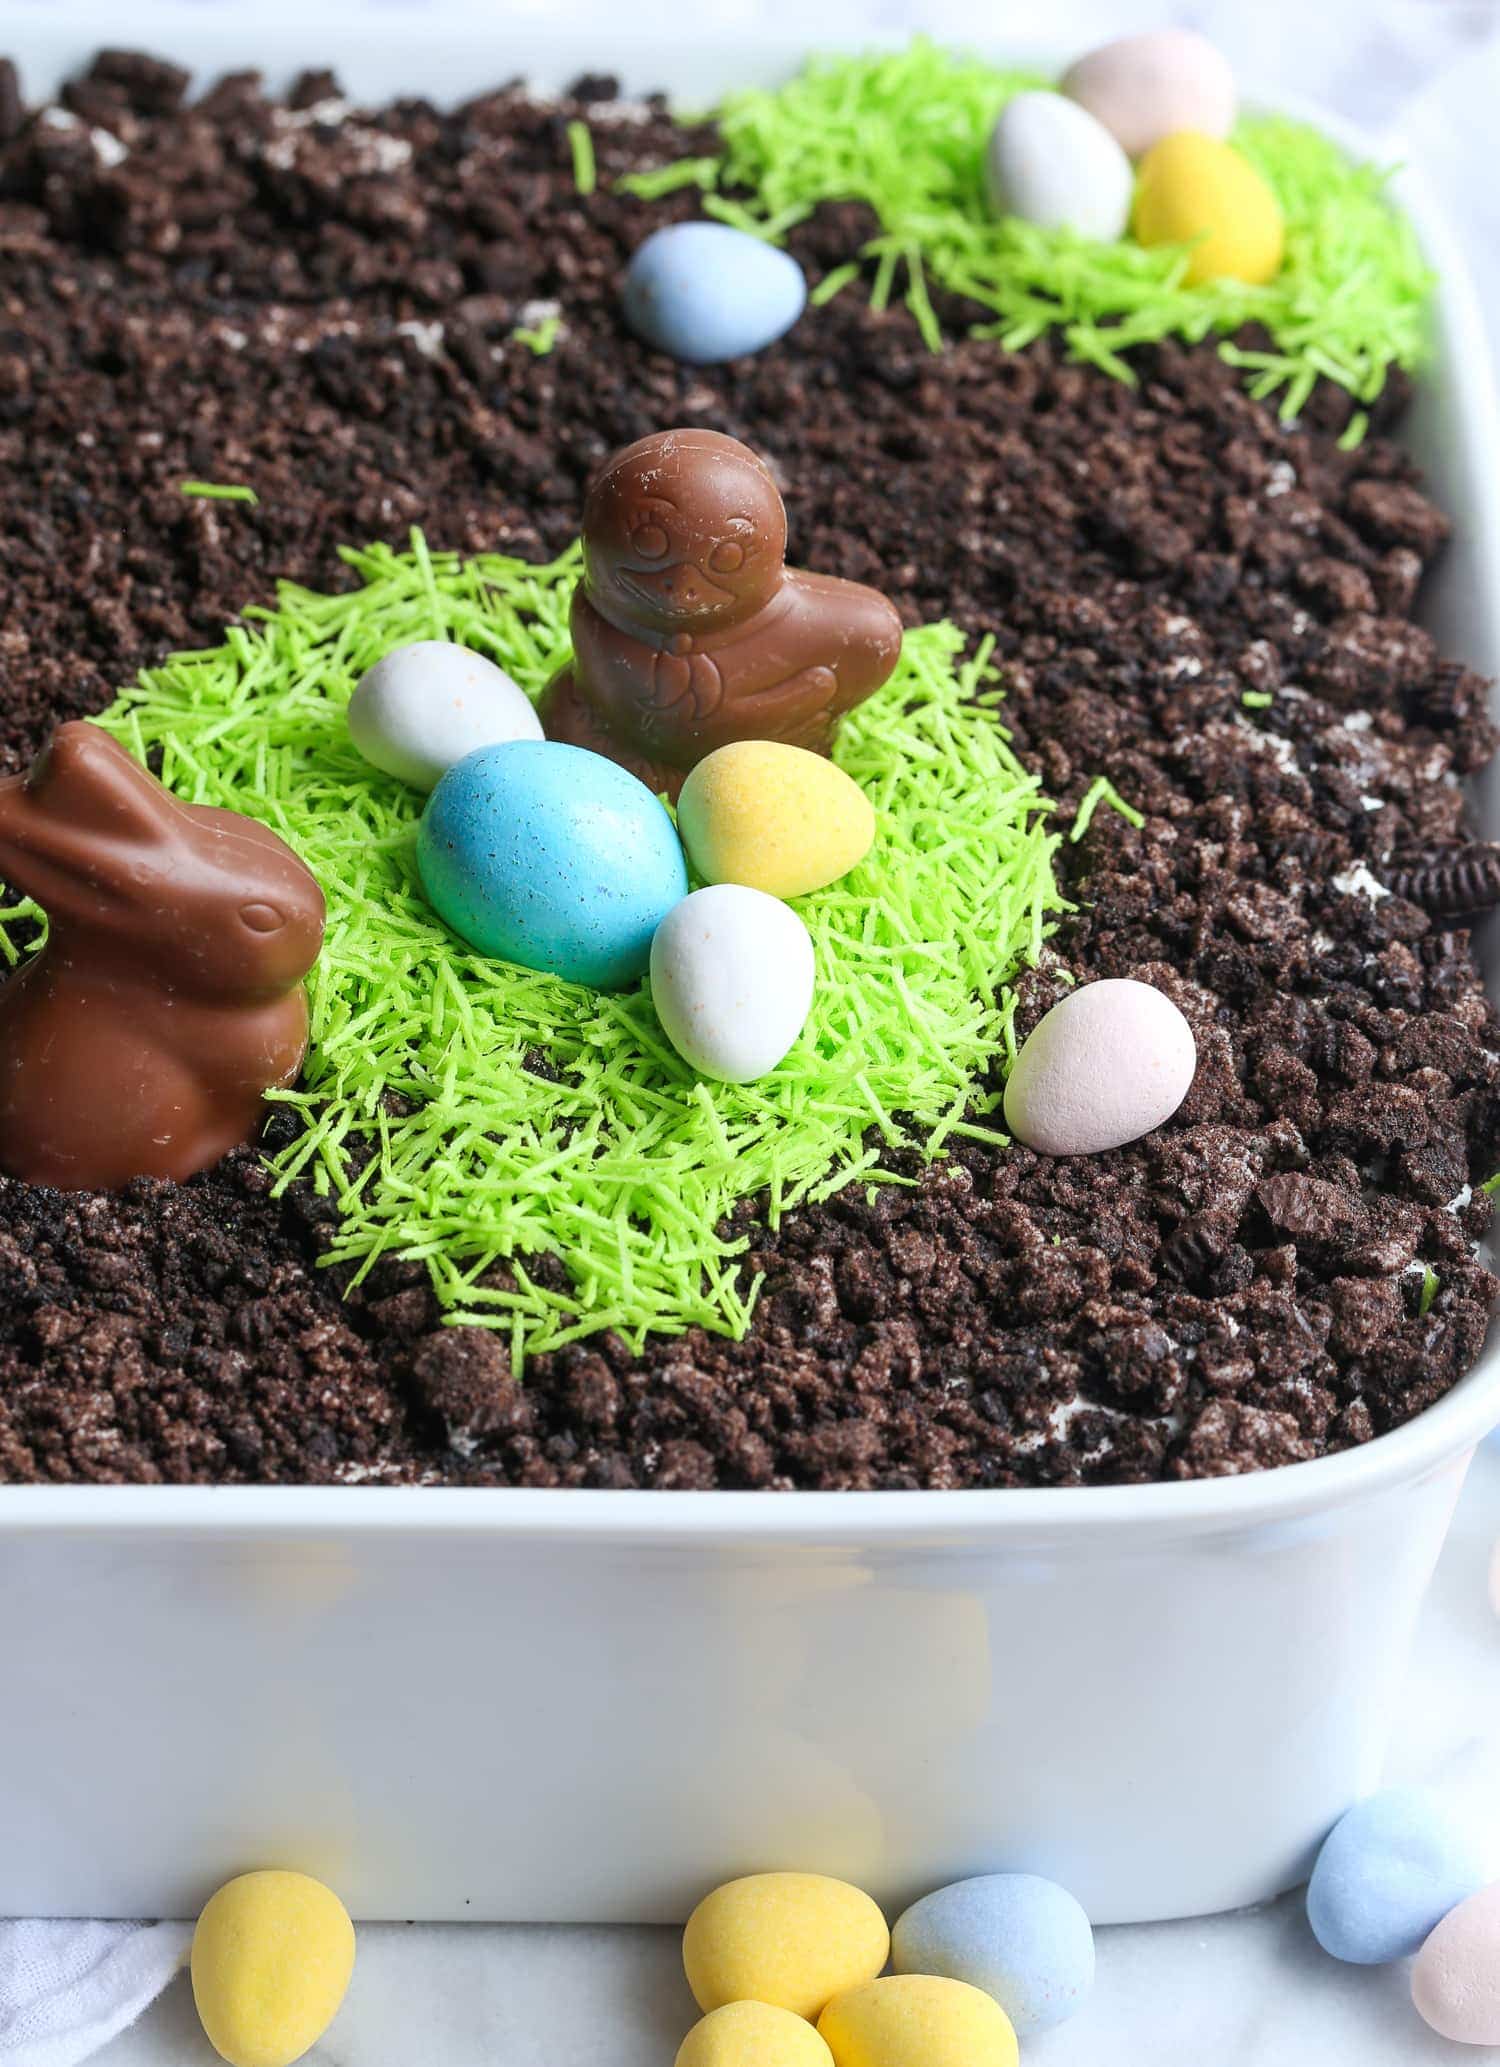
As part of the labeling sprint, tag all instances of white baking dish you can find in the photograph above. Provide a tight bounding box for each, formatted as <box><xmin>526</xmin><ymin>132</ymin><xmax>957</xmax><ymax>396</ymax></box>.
<box><xmin>3</xmin><ymin>3</ymin><xmax>1500</xmax><ymax>1929</ymax></box>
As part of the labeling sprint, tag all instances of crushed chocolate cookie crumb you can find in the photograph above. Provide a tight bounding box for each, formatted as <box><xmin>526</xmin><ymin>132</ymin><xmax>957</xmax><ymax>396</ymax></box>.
<box><xmin>0</xmin><ymin>51</ymin><xmax>1495</xmax><ymax>1489</ymax></box>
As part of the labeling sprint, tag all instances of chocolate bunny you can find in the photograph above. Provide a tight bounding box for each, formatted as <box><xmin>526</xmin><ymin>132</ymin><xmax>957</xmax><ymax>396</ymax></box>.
<box><xmin>538</xmin><ymin>428</ymin><xmax>904</xmax><ymax>798</ymax></box>
<box><xmin>0</xmin><ymin>722</ymin><xmax>325</xmax><ymax>1190</ymax></box>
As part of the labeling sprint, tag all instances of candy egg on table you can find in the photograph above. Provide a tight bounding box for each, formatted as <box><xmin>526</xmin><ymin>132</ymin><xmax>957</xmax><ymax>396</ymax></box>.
<box><xmin>623</xmin><ymin>221</ymin><xmax>808</xmax><ymax>364</ymax></box>
<box><xmin>651</xmin><ymin>885</ymin><xmax>815</xmax><ymax>1083</ymax></box>
<box><xmin>677</xmin><ymin>2001</ymin><xmax>838</xmax><ymax>2067</ymax></box>
<box><xmin>676</xmin><ymin>741</ymin><xmax>874</xmax><ymax>900</ymax></box>
<box><xmin>1133</xmin><ymin>132</ymin><xmax>1285</xmax><ymax>287</ymax></box>
<box><xmin>1306</xmin><ymin>1788</ymin><xmax>1488</xmax><ymax>1965</ymax></box>
<box><xmin>985</xmin><ymin>92</ymin><xmax>1132</xmax><ymax>242</ymax></box>
<box><xmin>817</xmin><ymin>1976</ymin><xmax>1018</xmax><ymax>2067</ymax></box>
<box><xmin>1003</xmin><ymin>977</ymin><xmax>1196</xmax><ymax>1155</ymax></box>
<box><xmin>1061</xmin><ymin>29</ymin><xmax>1236</xmax><ymax>157</ymax></box>
<box><xmin>1412</xmin><ymin>1880</ymin><xmax>1500</xmax><ymax>2044</ymax></box>
<box><xmin>190</xmin><ymin>1870</ymin><xmax>355</xmax><ymax>2067</ymax></box>
<box><xmin>348</xmin><ymin>639</ymin><xmax>542</xmax><ymax>791</ymax></box>
<box><xmin>891</xmin><ymin>1873</ymin><xmax>1095</xmax><ymax>2037</ymax></box>
<box><xmin>416</xmin><ymin>739</ymin><xmax>688</xmax><ymax>989</ymax></box>
<box><xmin>683</xmin><ymin>1872</ymin><xmax>890</xmax><ymax>2020</ymax></box>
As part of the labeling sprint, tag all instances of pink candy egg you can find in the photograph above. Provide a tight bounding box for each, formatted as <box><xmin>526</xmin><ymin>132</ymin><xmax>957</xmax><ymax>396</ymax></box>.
<box><xmin>1413</xmin><ymin>1881</ymin><xmax>1500</xmax><ymax>2045</ymax></box>
<box><xmin>1061</xmin><ymin>30</ymin><xmax>1236</xmax><ymax>160</ymax></box>
<box><xmin>1003</xmin><ymin>978</ymin><xmax>1197</xmax><ymax>1157</ymax></box>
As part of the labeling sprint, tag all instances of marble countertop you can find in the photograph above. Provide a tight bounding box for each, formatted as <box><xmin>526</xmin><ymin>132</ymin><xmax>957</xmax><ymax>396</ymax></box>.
<box><xmin>52</xmin><ymin>0</ymin><xmax>1500</xmax><ymax>2058</ymax></box>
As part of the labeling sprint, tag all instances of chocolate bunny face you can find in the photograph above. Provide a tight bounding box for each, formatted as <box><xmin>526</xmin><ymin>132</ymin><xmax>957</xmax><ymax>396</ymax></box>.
<box><xmin>0</xmin><ymin>722</ymin><xmax>325</xmax><ymax>1191</ymax></box>
<box><xmin>582</xmin><ymin>428</ymin><xmax>787</xmax><ymax>636</ymax></box>
<box><xmin>0</xmin><ymin>723</ymin><xmax>325</xmax><ymax>999</ymax></box>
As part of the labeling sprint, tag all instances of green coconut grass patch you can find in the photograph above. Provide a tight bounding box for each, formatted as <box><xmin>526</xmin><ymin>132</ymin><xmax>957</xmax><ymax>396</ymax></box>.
<box><xmin>624</xmin><ymin>41</ymin><xmax>1431</xmax><ymax>423</ymax></box>
<box><xmin>18</xmin><ymin>538</ymin><xmax>1065</xmax><ymax>1363</ymax></box>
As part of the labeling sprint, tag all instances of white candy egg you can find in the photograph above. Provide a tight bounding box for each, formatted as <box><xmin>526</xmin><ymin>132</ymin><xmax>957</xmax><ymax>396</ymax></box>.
<box><xmin>651</xmin><ymin>885</ymin><xmax>814</xmax><ymax>1084</ymax></box>
<box><xmin>1004</xmin><ymin>978</ymin><xmax>1196</xmax><ymax>1156</ymax></box>
<box><xmin>1061</xmin><ymin>30</ymin><xmax>1236</xmax><ymax>159</ymax></box>
<box><xmin>986</xmin><ymin>92</ymin><xmax>1133</xmax><ymax>241</ymax></box>
<box><xmin>348</xmin><ymin>639</ymin><xmax>542</xmax><ymax>791</ymax></box>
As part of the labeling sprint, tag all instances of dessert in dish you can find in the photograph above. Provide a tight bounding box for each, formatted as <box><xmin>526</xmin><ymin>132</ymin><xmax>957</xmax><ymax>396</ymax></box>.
<box><xmin>0</xmin><ymin>38</ymin><xmax>1495</xmax><ymax>1490</ymax></box>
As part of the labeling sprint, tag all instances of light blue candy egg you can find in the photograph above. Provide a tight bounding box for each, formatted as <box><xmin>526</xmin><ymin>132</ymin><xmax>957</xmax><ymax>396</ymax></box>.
<box><xmin>891</xmin><ymin>1874</ymin><xmax>1095</xmax><ymax>2036</ymax></box>
<box><xmin>1306</xmin><ymin>1788</ymin><xmax>1488</xmax><ymax>1964</ymax></box>
<box><xmin>622</xmin><ymin>221</ymin><xmax>807</xmax><ymax>364</ymax></box>
<box><xmin>416</xmin><ymin>740</ymin><xmax>688</xmax><ymax>990</ymax></box>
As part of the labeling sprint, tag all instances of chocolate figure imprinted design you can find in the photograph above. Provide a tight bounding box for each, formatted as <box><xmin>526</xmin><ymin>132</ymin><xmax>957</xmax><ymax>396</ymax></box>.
<box><xmin>539</xmin><ymin>429</ymin><xmax>904</xmax><ymax>797</ymax></box>
<box><xmin>0</xmin><ymin>722</ymin><xmax>325</xmax><ymax>1191</ymax></box>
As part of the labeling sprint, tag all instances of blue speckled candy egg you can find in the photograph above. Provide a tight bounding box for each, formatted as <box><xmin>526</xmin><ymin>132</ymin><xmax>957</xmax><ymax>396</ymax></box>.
<box><xmin>891</xmin><ymin>1874</ymin><xmax>1094</xmax><ymax>2037</ymax></box>
<box><xmin>622</xmin><ymin>222</ymin><xmax>807</xmax><ymax>364</ymax></box>
<box><xmin>1306</xmin><ymin>1788</ymin><xmax>1488</xmax><ymax>1965</ymax></box>
<box><xmin>416</xmin><ymin>740</ymin><xmax>688</xmax><ymax>989</ymax></box>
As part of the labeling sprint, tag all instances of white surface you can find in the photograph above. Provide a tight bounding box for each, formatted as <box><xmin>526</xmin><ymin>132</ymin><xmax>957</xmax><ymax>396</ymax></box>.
<box><xmin>0</xmin><ymin>1446</ymin><xmax>1480</xmax><ymax>1928</ymax></box>
<box><xmin>89</xmin><ymin>1452</ymin><xmax>1500</xmax><ymax>2065</ymax></box>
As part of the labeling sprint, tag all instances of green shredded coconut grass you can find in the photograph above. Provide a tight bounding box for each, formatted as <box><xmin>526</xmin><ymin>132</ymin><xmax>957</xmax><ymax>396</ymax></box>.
<box><xmin>1070</xmin><ymin>775</ymin><xmax>1144</xmax><ymax>841</ymax></box>
<box><xmin>1419</xmin><ymin>1265</ymin><xmax>1440</xmax><ymax>1318</ymax></box>
<box><xmin>1242</xmin><ymin>689</ymin><xmax>1276</xmax><ymax>709</ymax></box>
<box><xmin>689</xmin><ymin>41</ymin><xmax>1430</xmax><ymax>418</ymax></box>
<box><xmin>52</xmin><ymin>539</ymin><xmax>1064</xmax><ymax>1361</ymax></box>
<box><xmin>179</xmin><ymin>481</ymin><xmax>259</xmax><ymax>505</ymax></box>
<box><xmin>512</xmin><ymin>312</ymin><xmax>563</xmax><ymax>355</ymax></box>
<box><xmin>567</xmin><ymin>119</ymin><xmax>597</xmax><ymax>196</ymax></box>
<box><xmin>615</xmin><ymin>155</ymin><xmax>721</xmax><ymax>201</ymax></box>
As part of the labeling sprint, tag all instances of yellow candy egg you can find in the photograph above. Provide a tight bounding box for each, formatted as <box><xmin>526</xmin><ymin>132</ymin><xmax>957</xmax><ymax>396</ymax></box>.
<box><xmin>683</xmin><ymin>1872</ymin><xmax>890</xmax><ymax>2020</ymax></box>
<box><xmin>190</xmin><ymin>1870</ymin><xmax>356</xmax><ymax>2067</ymax></box>
<box><xmin>817</xmin><ymin>1976</ymin><xmax>1018</xmax><ymax>2067</ymax></box>
<box><xmin>676</xmin><ymin>742</ymin><xmax>875</xmax><ymax>900</ymax></box>
<box><xmin>1132</xmin><ymin>131</ymin><xmax>1285</xmax><ymax>286</ymax></box>
<box><xmin>677</xmin><ymin>2001</ymin><xmax>839</xmax><ymax>2067</ymax></box>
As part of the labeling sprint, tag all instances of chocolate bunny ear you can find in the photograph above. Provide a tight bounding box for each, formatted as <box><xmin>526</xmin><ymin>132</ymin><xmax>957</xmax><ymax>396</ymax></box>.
<box><xmin>0</xmin><ymin>723</ymin><xmax>179</xmax><ymax>911</ymax></box>
<box><xmin>28</xmin><ymin>724</ymin><xmax>175</xmax><ymax>840</ymax></box>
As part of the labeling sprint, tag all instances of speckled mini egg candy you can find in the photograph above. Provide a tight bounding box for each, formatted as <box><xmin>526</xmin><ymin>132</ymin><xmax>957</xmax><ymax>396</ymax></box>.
<box><xmin>1413</xmin><ymin>1879</ymin><xmax>1500</xmax><ymax>2044</ymax></box>
<box><xmin>651</xmin><ymin>885</ymin><xmax>815</xmax><ymax>1083</ymax></box>
<box><xmin>1133</xmin><ymin>132</ymin><xmax>1285</xmax><ymax>286</ymax></box>
<box><xmin>683</xmin><ymin>1873</ymin><xmax>890</xmax><ymax>2021</ymax></box>
<box><xmin>891</xmin><ymin>1874</ymin><xmax>1094</xmax><ymax>2036</ymax></box>
<box><xmin>348</xmin><ymin>639</ymin><xmax>542</xmax><ymax>791</ymax></box>
<box><xmin>1061</xmin><ymin>30</ymin><xmax>1236</xmax><ymax>157</ymax></box>
<box><xmin>677</xmin><ymin>2002</ymin><xmax>838</xmax><ymax>2067</ymax></box>
<box><xmin>190</xmin><ymin>1870</ymin><xmax>355</xmax><ymax>2067</ymax></box>
<box><xmin>1003</xmin><ymin>977</ymin><xmax>1196</xmax><ymax>1155</ymax></box>
<box><xmin>676</xmin><ymin>741</ymin><xmax>874</xmax><ymax>900</ymax></box>
<box><xmin>1306</xmin><ymin>1788</ymin><xmax>1488</xmax><ymax>1965</ymax></box>
<box><xmin>623</xmin><ymin>222</ymin><xmax>807</xmax><ymax>364</ymax></box>
<box><xmin>416</xmin><ymin>739</ymin><xmax>688</xmax><ymax>989</ymax></box>
<box><xmin>985</xmin><ymin>92</ymin><xmax>1132</xmax><ymax>242</ymax></box>
<box><xmin>817</xmin><ymin>1976</ymin><xmax>1018</xmax><ymax>2067</ymax></box>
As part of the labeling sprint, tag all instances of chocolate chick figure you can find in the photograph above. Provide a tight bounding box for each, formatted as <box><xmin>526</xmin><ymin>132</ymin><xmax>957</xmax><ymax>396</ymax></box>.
<box><xmin>538</xmin><ymin>429</ymin><xmax>904</xmax><ymax>798</ymax></box>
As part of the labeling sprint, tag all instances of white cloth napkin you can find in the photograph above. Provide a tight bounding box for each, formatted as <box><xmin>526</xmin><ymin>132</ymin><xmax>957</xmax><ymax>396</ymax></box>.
<box><xmin>0</xmin><ymin>1925</ymin><xmax>189</xmax><ymax>2067</ymax></box>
